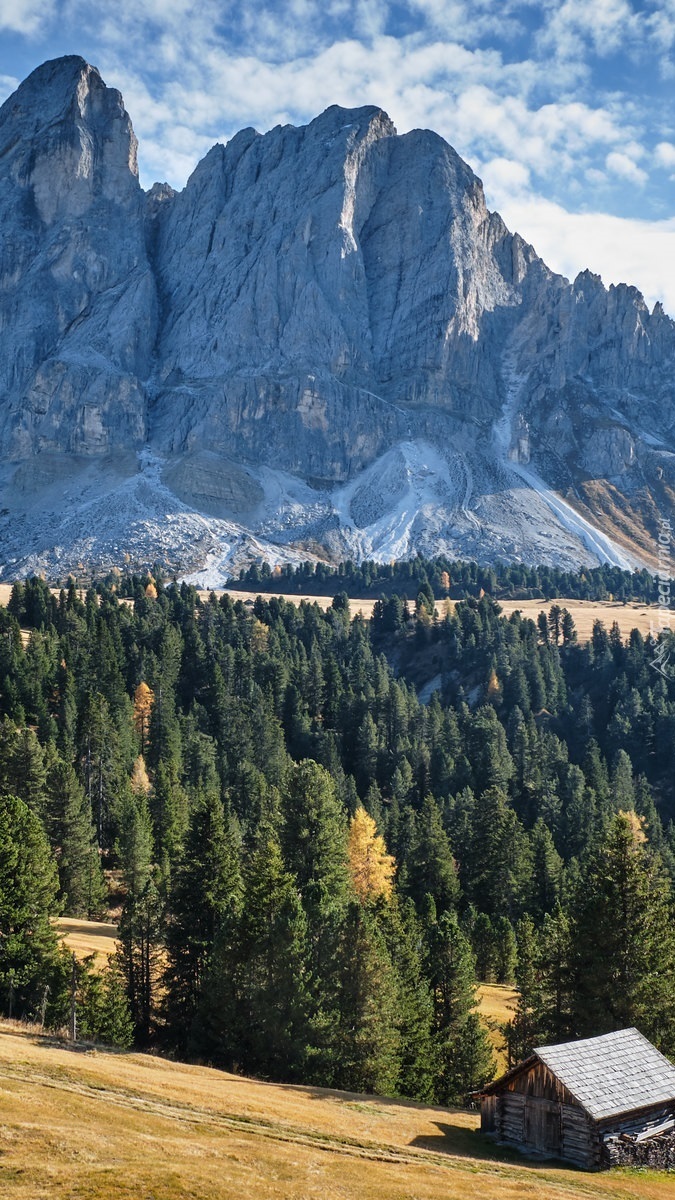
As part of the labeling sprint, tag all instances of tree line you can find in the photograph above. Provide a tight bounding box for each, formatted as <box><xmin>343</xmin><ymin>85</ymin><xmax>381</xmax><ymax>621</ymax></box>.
<box><xmin>228</xmin><ymin>555</ymin><xmax>658</xmax><ymax>604</ymax></box>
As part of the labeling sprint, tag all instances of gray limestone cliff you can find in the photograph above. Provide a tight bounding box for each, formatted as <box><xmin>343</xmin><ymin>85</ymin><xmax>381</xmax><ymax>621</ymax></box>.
<box><xmin>1</xmin><ymin>56</ymin><xmax>674</xmax><ymax>580</ymax></box>
<box><xmin>0</xmin><ymin>56</ymin><xmax>156</xmax><ymax>460</ymax></box>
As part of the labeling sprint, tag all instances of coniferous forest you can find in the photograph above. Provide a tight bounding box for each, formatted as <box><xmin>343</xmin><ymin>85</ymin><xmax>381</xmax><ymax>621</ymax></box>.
<box><xmin>1</xmin><ymin>573</ymin><xmax>675</xmax><ymax>1103</ymax></box>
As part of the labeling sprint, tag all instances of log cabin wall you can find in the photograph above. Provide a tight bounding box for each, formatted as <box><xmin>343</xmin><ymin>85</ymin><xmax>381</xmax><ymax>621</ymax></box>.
<box><xmin>506</xmin><ymin>1061</ymin><xmax>577</xmax><ymax>1105</ymax></box>
<box><xmin>482</xmin><ymin>1060</ymin><xmax>600</xmax><ymax>1168</ymax></box>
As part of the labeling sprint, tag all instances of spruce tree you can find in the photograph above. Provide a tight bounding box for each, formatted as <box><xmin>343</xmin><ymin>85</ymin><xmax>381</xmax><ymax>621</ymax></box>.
<box><xmin>426</xmin><ymin>909</ymin><xmax>494</xmax><ymax>1103</ymax></box>
<box><xmin>465</xmin><ymin>787</ymin><xmax>530</xmax><ymax>918</ymax></box>
<box><xmin>116</xmin><ymin>791</ymin><xmax>162</xmax><ymax>1042</ymax></box>
<box><xmin>382</xmin><ymin>899</ymin><xmax>436</xmax><ymax>1101</ymax></box>
<box><xmin>0</xmin><ymin>792</ymin><xmax>63</xmax><ymax>1019</ymax></box>
<box><xmin>202</xmin><ymin>823</ymin><xmax>310</xmax><ymax>1080</ymax></box>
<box><xmin>403</xmin><ymin>794</ymin><xmax>459</xmax><ymax>916</ymax></box>
<box><xmin>569</xmin><ymin>811</ymin><xmax>675</xmax><ymax>1052</ymax></box>
<box><xmin>78</xmin><ymin>956</ymin><xmax>134</xmax><ymax>1048</ymax></box>
<box><xmin>504</xmin><ymin>915</ymin><xmax>542</xmax><ymax>1065</ymax></box>
<box><xmin>492</xmin><ymin>915</ymin><xmax>517</xmax><ymax>984</ymax></box>
<box><xmin>472</xmin><ymin>912</ymin><xmax>496</xmax><ymax>982</ymax></box>
<box><xmin>333</xmin><ymin>900</ymin><xmax>401</xmax><ymax>1095</ymax></box>
<box><xmin>528</xmin><ymin>818</ymin><xmax>563</xmax><ymax>919</ymax></box>
<box><xmin>162</xmin><ymin>789</ymin><xmax>241</xmax><ymax>1051</ymax></box>
<box><xmin>52</xmin><ymin>759</ymin><xmax>107</xmax><ymax>919</ymax></box>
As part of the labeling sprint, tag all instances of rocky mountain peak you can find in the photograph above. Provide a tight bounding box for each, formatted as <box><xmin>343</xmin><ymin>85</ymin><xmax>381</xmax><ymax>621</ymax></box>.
<box><xmin>0</xmin><ymin>54</ymin><xmax>139</xmax><ymax>229</ymax></box>
<box><xmin>1</xmin><ymin>57</ymin><xmax>674</xmax><ymax>582</ymax></box>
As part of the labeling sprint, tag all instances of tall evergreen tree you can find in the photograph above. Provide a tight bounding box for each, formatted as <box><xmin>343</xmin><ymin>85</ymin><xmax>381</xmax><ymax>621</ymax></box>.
<box><xmin>0</xmin><ymin>793</ymin><xmax>64</xmax><ymax>1020</ymax></box>
<box><xmin>333</xmin><ymin>900</ymin><xmax>401</xmax><ymax>1095</ymax></box>
<box><xmin>50</xmin><ymin>758</ymin><xmax>107</xmax><ymax>918</ymax></box>
<box><xmin>569</xmin><ymin>812</ymin><xmax>675</xmax><ymax>1053</ymax></box>
<box><xmin>426</xmin><ymin>909</ymin><xmax>495</xmax><ymax>1102</ymax></box>
<box><xmin>200</xmin><ymin>824</ymin><xmax>310</xmax><ymax>1080</ymax></box>
<box><xmin>162</xmin><ymin>789</ymin><xmax>241</xmax><ymax>1051</ymax></box>
<box><xmin>403</xmin><ymin>794</ymin><xmax>459</xmax><ymax>916</ymax></box>
<box><xmin>116</xmin><ymin>791</ymin><xmax>162</xmax><ymax>1042</ymax></box>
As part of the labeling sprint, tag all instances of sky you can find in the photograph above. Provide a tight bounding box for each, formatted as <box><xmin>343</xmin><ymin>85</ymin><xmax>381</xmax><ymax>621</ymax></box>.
<box><xmin>1</xmin><ymin>0</ymin><xmax>674</xmax><ymax>312</ymax></box>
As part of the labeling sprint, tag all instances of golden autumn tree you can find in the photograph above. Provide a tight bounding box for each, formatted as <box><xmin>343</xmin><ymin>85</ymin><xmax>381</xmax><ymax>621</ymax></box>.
<box><xmin>133</xmin><ymin>681</ymin><xmax>154</xmax><ymax>754</ymax></box>
<box><xmin>440</xmin><ymin>570</ymin><xmax>451</xmax><ymax>593</ymax></box>
<box><xmin>487</xmin><ymin>667</ymin><xmax>501</xmax><ymax>700</ymax></box>
<box><xmin>348</xmin><ymin>807</ymin><xmax>396</xmax><ymax>902</ymax></box>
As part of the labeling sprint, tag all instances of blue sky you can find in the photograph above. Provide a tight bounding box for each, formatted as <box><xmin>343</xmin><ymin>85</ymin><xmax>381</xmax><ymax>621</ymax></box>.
<box><xmin>1</xmin><ymin>0</ymin><xmax>674</xmax><ymax>311</ymax></box>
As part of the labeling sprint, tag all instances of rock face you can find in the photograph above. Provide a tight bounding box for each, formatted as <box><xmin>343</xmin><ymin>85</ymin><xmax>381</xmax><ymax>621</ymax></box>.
<box><xmin>1</xmin><ymin>56</ymin><xmax>674</xmax><ymax>581</ymax></box>
<box><xmin>0</xmin><ymin>57</ymin><xmax>156</xmax><ymax>461</ymax></box>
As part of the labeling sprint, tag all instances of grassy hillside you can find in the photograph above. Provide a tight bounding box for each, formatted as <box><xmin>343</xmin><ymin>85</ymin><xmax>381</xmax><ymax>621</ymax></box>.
<box><xmin>1</xmin><ymin>1022</ymin><xmax>672</xmax><ymax>1200</ymax></box>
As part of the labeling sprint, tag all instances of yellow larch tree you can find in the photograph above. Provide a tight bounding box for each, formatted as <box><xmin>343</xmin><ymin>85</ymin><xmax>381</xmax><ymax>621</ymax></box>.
<box><xmin>347</xmin><ymin>806</ymin><xmax>396</xmax><ymax>902</ymax></box>
<box><xmin>133</xmin><ymin>681</ymin><xmax>154</xmax><ymax>753</ymax></box>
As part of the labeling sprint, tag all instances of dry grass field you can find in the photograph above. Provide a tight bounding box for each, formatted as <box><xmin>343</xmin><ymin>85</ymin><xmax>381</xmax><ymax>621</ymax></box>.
<box><xmin>477</xmin><ymin>984</ymin><xmax>517</xmax><ymax>1073</ymax></box>
<box><xmin>1</xmin><ymin>1022</ymin><xmax>672</xmax><ymax>1200</ymax></box>
<box><xmin>498</xmin><ymin>598</ymin><xmax>659</xmax><ymax>642</ymax></box>
<box><xmin>54</xmin><ymin>918</ymin><xmax>119</xmax><ymax>962</ymax></box>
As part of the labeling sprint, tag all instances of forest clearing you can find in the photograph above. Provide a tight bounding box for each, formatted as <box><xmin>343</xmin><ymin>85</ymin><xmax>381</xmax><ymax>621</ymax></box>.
<box><xmin>1</xmin><ymin>1021</ymin><xmax>673</xmax><ymax>1200</ymax></box>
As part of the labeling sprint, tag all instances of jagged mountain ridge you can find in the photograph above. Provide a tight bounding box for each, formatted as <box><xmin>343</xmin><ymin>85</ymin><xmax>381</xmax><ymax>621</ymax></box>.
<box><xmin>1</xmin><ymin>55</ymin><xmax>674</xmax><ymax>582</ymax></box>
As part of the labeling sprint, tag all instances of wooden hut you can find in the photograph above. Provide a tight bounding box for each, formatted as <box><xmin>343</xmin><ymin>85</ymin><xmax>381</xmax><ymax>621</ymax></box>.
<box><xmin>477</xmin><ymin>1028</ymin><xmax>675</xmax><ymax>1169</ymax></box>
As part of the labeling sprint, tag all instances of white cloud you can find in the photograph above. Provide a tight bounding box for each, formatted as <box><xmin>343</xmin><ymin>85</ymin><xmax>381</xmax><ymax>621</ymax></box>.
<box><xmin>0</xmin><ymin>0</ymin><xmax>55</xmax><ymax>35</ymax></box>
<box><xmin>0</xmin><ymin>72</ymin><xmax>19</xmax><ymax>101</ymax></box>
<box><xmin>655</xmin><ymin>140</ymin><xmax>675</xmax><ymax>168</ymax></box>
<box><xmin>537</xmin><ymin>0</ymin><xmax>641</xmax><ymax>60</ymax></box>
<box><xmin>479</xmin><ymin>156</ymin><xmax>531</xmax><ymax>194</ymax></box>
<box><xmin>605</xmin><ymin>150</ymin><xmax>648</xmax><ymax>185</ymax></box>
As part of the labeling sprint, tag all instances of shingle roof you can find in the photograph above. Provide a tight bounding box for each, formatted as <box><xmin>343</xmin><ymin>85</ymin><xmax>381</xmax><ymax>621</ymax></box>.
<box><xmin>533</xmin><ymin>1028</ymin><xmax>675</xmax><ymax>1121</ymax></box>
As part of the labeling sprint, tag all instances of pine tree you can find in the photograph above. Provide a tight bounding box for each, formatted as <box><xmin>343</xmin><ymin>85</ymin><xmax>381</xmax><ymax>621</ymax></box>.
<box><xmin>200</xmin><ymin>824</ymin><xmax>310</xmax><ymax>1080</ymax></box>
<box><xmin>537</xmin><ymin>904</ymin><xmax>574</xmax><ymax>1044</ymax></box>
<box><xmin>279</xmin><ymin>760</ymin><xmax>352</xmax><ymax>1077</ymax></box>
<box><xmin>528</xmin><ymin>818</ymin><xmax>563</xmax><ymax>919</ymax></box>
<box><xmin>504</xmin><ymin>915</ymin><xmax>542</xmax><ymax>1065</ymax></box>
<box><xmin>381</xmin><ymin>899</ymin><xmax>435</xmax><ymax>1101</ymax></box>
<box><xmin>162</xmin><ymin>789</ymin><xmax>241</xmax><ymax>1051</ymax></box>
<box><xmin>281</xmin><ymin>760</ymin><xmax>350</xmax><ymax>926</ymax></box>
<box><xmin>333</xmin><ymin>901</ymin><xmax>401</xmax><ymax>1095</ymax></box>
<box><xmin>492</xmin><ymin>915</ymin><xmax>517</xmax><ymax>984</ymax></box>
<box><xmin>0</xmin><ymin>792</ymin><xmax>63</xmax><ymax>1019</ymax></box>
<box><xmin>0</xmin><ymin>722</ymin><xmax>48</xmax><ymax>819</ymax></box>
<box><xmin>78</xmin><ymin>955</ymin><xmax>134</xmax><ymax>1048</ymax></box>
<box><xmin>426</xmin><ymin>909</ymin><xmax>494</xmax><ymax>1103</ymax></box>
<box><xmin>465</xmin><ymin>787</ymin><xmax>530</xmax><ymax>918</ymax></box>
<box><xmin>116</xmin><ymin>791</ymin><xmax>162</xmax><ymax>1042</ymax></box>
<box><xmin>50</xmin><ymin>759</ymin><xmax>107</xmax><ymax>918</ymax></box>
<box><xmin>472</xmin><ymin>912</ymin><xmax>496</xmax><ymax>982</ymax></box>
<box><xmin>403</xmin><ymin>794</ymin><xmax>459</xmax><ymax>916</ymax></box>
<box><xmin>569</xmin><ymin>812</ymin><xmax>675</xmax><ymax>1053</ymax></box>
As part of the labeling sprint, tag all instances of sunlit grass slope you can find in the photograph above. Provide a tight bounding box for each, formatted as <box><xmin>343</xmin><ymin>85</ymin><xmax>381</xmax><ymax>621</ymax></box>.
<box><xmin>0</xmin><ymin>1022</ymin><xmax>672</xmax><ymax>1200</ymax></box>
